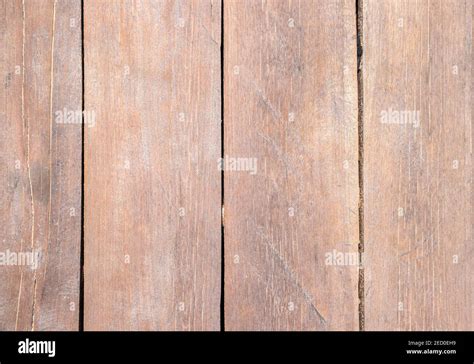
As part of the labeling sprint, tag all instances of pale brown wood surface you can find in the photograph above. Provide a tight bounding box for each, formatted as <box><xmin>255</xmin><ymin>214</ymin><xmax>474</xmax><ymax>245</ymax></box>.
<box><xmin>0</xmin><ymin>0</ymin><xmax>82</xmax><ymax>330</ymax></box>
<box><xmin>363</xmin><ymin>0</ymin><xmax>473</xmax><ymax>330</ymax></box>
<box><xmin>224</xmin><ymin>0</ymin><xmax>360</xmax><ymax>330</ymax></box>
<box><xmin>1</xmin><ymin>0</ymin><xmax>472</xmax><ymax>332</ymax></box>
<box><xmin>84</xmin><ymin>0</ymin><xmax>221</xmax><ymax>330</ymax></box>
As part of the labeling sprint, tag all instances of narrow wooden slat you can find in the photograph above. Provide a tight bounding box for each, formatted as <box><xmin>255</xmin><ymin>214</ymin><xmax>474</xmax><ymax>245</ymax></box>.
<box><xmin>224</xmin><ymin>0</ymin><xmax>359</xmax><ymax>330</ymax></box>
<box><xmin>0</xmin><ymin>0</ymin><xmax>82</xmax><ymax>330</ymax></box>
<box><xmin>363</xmin><ymin>0</ymin><xmax>473</xmax><ymax>330</ymax></box>
<box><xmin>84</xmin><ymin>0</ymin><xmax>221</xmax><ymax>330</ymax></box>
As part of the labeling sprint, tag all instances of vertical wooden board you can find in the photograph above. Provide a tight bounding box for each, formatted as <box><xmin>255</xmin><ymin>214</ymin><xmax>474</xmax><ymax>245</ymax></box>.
<box><xmin>0</xmin><ymin>0</ymin><xmax>82</xmax><ymax>330</ymax></box>
<box><xmin>224</xmin><ymin>0</ymin><xmax>359</xmax><ymax>330</ymax></box>
<box><xmin>363</xmin><ymin>0</ymin><xmax>473</xmax><ymax>330</ymax></box>
<box><xmin>84</xmin><ymin>0</ymin><xmax>221</xmax><ymax>330</ymax></box>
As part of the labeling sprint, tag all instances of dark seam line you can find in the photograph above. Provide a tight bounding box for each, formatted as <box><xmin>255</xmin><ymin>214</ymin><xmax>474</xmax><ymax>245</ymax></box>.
<box><xmin>79</xmin><ymin>0</ymin><xmax>85</xmax><ymax>332</ymax></box>
<box><xmin>220</xmin><ymin>0</ymin><xmax>225</xmax><ymax>333</ymax></box>
<box><xmin>356</xmin><ymin>0</ymin><xmax>365</xmax><ymax>332</ymax></box>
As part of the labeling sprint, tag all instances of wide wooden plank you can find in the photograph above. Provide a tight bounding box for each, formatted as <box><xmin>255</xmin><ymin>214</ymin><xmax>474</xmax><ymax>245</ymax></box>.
<box><xmin>363</xmin><ymin>0</ymin><xmax>473</xmax><ymax>330</ymax></box>
<box><xmin>84</xmin><ymin>0</ymin><xmax>221</xmax><ymax>330</ymax></box>
<box><xmin>0</xmin><ymin>0</ymin><xmax>82</xmax><ymax>330</ymax></box>
<box><xmin>224</xmin><ymin>0</ymin><xmax>359</xmax><ymax>330</ymax></box>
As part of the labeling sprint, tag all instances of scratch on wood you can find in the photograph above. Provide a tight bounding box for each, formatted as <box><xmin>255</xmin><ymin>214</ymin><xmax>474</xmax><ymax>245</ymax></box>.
<box><xmin>15</xmin><ymin>0</ymin><xmax>29</xmax><ymax>331</ymax></box>
<box><xmin>255</xmin><ymin>225</ymin><xmax>327</xmax><ymax>326</ymax></box>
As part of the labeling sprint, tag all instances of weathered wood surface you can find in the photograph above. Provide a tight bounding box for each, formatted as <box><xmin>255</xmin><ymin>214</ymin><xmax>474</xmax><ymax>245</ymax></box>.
<box><xmin>1</xmin><ymin>0</ymin><xmax>472</xmax><ymax>332</ymax></box>
<box><xmin>0</xmin><ymin>0</ymin><xmax>82</xmax><ymax>330</ymax></box>
<box><xmin>224</xmin><ymin>0</ymin><xmax>360</xmax><ymax>330</ymax></box>
<box><xmin>363</xmin><ymin>0</ymin><xmax>473</xmax><ymax>330</ymax></box>
<box><xmin>84</xmin><ymin>0</ymin><xmax>222</xmax><ymax>330</ymax></box>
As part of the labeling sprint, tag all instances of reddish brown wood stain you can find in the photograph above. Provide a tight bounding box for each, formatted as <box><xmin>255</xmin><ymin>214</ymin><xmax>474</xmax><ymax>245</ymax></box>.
<box><xmin>363</xmin><ymin>0</ymin><xmax>473</xmax><ymax>330</ymax></box>
<box><xmin>84</xmin><ymin>0</ymin><xmax>221</xmax><ymax>330</ymax></box>
<box><xmin>0</xmin><ymin>0</ymin><xmax>82</xmax><ymax>330</ymax></box>
<box><xmin>224</xmin><ymin>0</ymin><xmax>359</xmax><ymax>331</ymax></box>
<box><xmin>0</xmin><ymin>0</ymin><xmax>472</xmax><ymax>331</ymax></box>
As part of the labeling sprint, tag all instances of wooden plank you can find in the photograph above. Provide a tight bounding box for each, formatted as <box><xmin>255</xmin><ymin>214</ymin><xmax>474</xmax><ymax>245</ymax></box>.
<box><xmin>84</xmin><ymin>0</ymin><xmax>222</xmax><ymax>330</ymax></box>
<box><xmin>224</xmin><ymin>0</ymin><xmax>360</xmax><ymax>330</ymax></box>
<box><xmin>0</xmin><ymin>0</ymin><xmax>82</xmax><ymax>330</ymax></box>
<box><xmin>363</xmin><ymin>0</ymin><xmax>473</xmax><ymax>330</ymax></box>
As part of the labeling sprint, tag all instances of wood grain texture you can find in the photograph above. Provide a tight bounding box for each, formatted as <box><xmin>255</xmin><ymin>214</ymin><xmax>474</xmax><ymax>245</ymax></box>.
<box><xmin>363</xmin><ymin>0</ymin><xmax>473</xmax><ymax>330</ymax></box>
<box><xmin>0</xmin><ymin>0</ymin><xmax>471</xmax><ymax>332</ymax></box>
<box><xmin>224</xmin><ymin>0</ymin><xmax>359</xmax><ymax>330</ymax></box>
<box><xmin>0</xmin><ymin>0</ymin><xmax>82</xmax><ymax>330</ymax></box>
<box><xmin>84</xmin><ymin>0</ymin><xmax>221</xmax><ymax>330</ymax></box>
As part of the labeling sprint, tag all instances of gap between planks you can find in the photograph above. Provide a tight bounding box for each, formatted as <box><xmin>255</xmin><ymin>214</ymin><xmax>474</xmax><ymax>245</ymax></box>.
<box><xmin>356</xmin><ymin>0</ymin><xmax>365</xmax><ymax>332</ymax></box>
